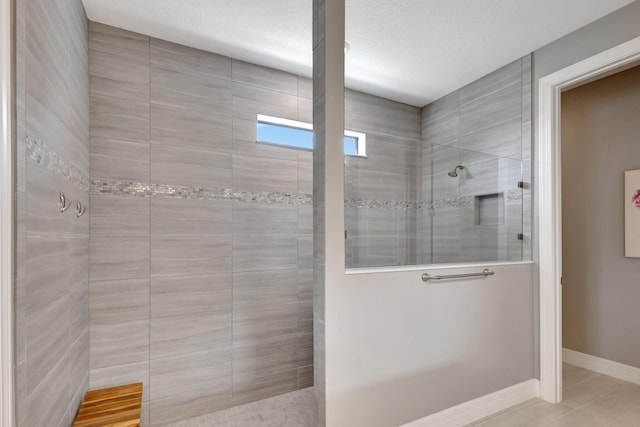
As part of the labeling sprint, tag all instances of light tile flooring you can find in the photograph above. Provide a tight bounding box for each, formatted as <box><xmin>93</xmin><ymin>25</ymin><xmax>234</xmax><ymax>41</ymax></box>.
<box><xmin>164</xmin><ymin>365</ymin><xmax>640</xmax><ymax>427</ymax></box>
<box><xmin>469</xmin><ymin>364</ymin><xmax>640</xmax><ymax>427</ymax></box>
<box><xmin>161</xmin><ymin>388</ymin><xmax>316</xmax><ymax>427</ymax></box>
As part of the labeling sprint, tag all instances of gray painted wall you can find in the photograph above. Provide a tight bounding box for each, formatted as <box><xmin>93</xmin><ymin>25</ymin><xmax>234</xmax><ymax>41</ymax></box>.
<box><xmin>330</xmin><ymin>264</ymin><xmax>535</xmax><ymax>426</ymax></box>
<box><xmin>561</xmin><ymin>65</ymin><xmax>640</xmax><ymax>367</ymax></box>
<box><xmin>534</xmin><ymin>1</ymin><xmax>640</xmax><ymax>83</ymax></box>
<box><xmin>14</xmin><ymin>0</ymin><xmax>90</xmax><ymax>426</ymax></box>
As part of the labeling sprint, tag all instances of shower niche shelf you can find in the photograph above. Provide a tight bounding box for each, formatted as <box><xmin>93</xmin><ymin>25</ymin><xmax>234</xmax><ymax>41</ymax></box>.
<box><xmin>474</xmin><ymin>192</ymin><xmax>505</xmax><ymax>225</ymax></box>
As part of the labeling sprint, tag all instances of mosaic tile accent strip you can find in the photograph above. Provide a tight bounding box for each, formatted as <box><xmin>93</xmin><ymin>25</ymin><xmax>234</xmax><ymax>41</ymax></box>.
<box><xmin>90</xmin><ymin>180</ymin><xmax>313</xmax><ymax>205</ymax></box>
<box><xmin>90</xmin><ymin>180</ymin><xmax>523</xmax><ymax>210</ymax></box>
<box><xmin>427</xmin><ymin>189</ymin><xmax>523</xmax><ymax>210</ymax></box>
<box><xmin>505</xmin><ymin>189</ymin><xmax>523</xmax><ymax>203</ymax></box>
<box><xmin>26</xmin><ymin>135</ymin><xmax>89</xmax><ymax>191</ymax></box>
<box><xmin>24</xmin><ymin>133</ymin><xmax>523</xmax><ymax>212</ymax></box>
<box><xmin>345</xmin><ymin>198</ymin><xmax>422</xmax><ymax>210</ymax></box>
<box><xmin>428</xmin><ymin>195</ymin><xmax>475</xmax><ymax>210</ymax></box>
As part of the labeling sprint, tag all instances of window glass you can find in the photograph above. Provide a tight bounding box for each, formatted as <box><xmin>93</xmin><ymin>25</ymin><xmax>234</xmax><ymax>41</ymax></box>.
<box><xmin>343</xmin><ymin>135</ymin><xmax>358</xmax><ymax>155</ymax></box>
<box><xmin>257</xmin><ymin>114</ymin><xmax>366</xmax><ymax>156</ymax></box>
<box><xmin>257</xmin><ymin>121</ymin><xmax>313</xmax><ymax>150</ymax></box>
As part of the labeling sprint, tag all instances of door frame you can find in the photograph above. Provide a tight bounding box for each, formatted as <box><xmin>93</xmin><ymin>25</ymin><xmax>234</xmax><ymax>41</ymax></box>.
<box><xmin>537</xmin><ymin>35</ymin><xmax>640</xmax><ymax>403</ymax></box>
<box><xmin>0</xmin><ymin>0</ymin><xmax>14</xmax><ymax>424</ymax></box>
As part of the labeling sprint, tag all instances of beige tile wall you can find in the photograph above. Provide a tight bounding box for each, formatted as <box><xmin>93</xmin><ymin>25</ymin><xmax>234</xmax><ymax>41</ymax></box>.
<box><xmin>15</xmin><ymin>0</ymin><xmax>90</xmax><ymax>426</ymax></box>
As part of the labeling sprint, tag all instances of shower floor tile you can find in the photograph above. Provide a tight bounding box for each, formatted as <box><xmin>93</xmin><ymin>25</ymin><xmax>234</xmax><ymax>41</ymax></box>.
<box><xmin>161</xmin><ymin>387</ymin><xmax>316</xmax><ymax>427</ymax></box>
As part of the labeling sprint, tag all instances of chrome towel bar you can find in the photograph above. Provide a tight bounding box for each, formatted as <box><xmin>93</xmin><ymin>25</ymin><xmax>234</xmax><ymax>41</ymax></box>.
<box><xmin>421</xmin><ymin>268</ymin><xmax>495</xmax><ymax>282</ymax></box>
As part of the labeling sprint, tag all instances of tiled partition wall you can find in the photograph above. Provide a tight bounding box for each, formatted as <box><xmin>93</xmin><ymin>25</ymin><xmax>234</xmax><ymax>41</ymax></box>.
<box><xmin>420</xmin><ymin>55</ymin><xmax>533</xmax><ymax>264</ymax></box>
<box><xmin>88</xmin><ymin>23</ymin><xmax>315</xmax><ymax>426</ymax></box>
<box><xmin>14</xmin><ymin>0</ymin><xmax>90</xmax><ymax>426</ymax></box>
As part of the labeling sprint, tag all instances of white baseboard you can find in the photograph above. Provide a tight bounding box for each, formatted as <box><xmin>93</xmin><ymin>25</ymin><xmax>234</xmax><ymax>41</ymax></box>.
<box><xmin>399</xmin><ymin>379</ymin><xmax>540</xmax><ymax>427</ymax></box>
<box><xmin>563</xmin><ymin>348</ymin><xmax>640</xmax><ymax>386</ymax></box>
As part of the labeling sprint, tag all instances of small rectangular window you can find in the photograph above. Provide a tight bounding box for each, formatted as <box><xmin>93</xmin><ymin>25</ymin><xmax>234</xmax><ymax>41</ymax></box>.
<box><xmin>257</xmin><ymin>114</ymin><xmax>366</xmax><ymax>157</ymax></box>
<box><xmin>342</xmin><ymin>135</ymin><xmax>359</xmax><ymax>156</ymax></box>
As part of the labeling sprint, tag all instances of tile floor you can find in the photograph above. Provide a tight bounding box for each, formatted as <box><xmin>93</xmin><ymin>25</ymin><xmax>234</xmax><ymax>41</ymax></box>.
<box><xmin>469</xmin><ymin>364</ymin><xmax>640</xmax><ymax>427</ymax></box>
<box><xmin>164</xmin><ymin>364</ymin><xmax>640</xmax><ymax>427</ymax></box>
<box><xmin>161</xmin><ymin>387</ymin><xmax>317</xmax><ymax>427</ymax></box>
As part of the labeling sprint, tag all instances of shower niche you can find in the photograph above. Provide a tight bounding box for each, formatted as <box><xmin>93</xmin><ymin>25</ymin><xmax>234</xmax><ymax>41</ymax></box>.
<box><xmin>474</xmin><ymin>193</ymin><xmax>504</xmax><ymax>226</ymax></box>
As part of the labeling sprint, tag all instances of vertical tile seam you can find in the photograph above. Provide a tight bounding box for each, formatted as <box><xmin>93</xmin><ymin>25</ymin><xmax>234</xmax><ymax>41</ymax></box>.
<box><xmin>87</xmin><ymin>20</ymin><xmax>93</xmax><ymax>390</ymax></box>
<box><xmin>521</xmin><ymin>57</ymin><xmax>524</xmax><ymax>168</ymax></box>
<box><xmin>20</xmin><ymin>2</ymin><xmax>29</xmax><ymax>414</ymax></box>
<box><xmin>65</xmin><ymin>7</ymin><xmax>75</xmax><ymax>412</ymax></box>
<box><xmin>453</xmin><ymin>90</ymin><xmax>461</xmax><ymax>264</ymax></box>
<box><xmin>146</xmin><ymin>33</ymin><xmax>151</xmax><ymax>422</ymax></box>
<box><xmin>295</xmin><ymin>75</ymin><xmax>301</xmax><ymax>390</ymax></box>
<box><xmin>230</xmin><ymin>57</ymin><xmax>236</xmax><ymax>404</ymax></box>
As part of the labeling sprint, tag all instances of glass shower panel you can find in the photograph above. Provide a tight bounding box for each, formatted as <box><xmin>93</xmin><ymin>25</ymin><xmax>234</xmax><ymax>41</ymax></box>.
<box><xmin>414</xmin><ymin>144</ymin><xmax>524</xmax><ymax>267</ymax></box>
<box><xmin>456</xmin><ymin>148</ymin><xmax>523</xmax><ymax>263</ymax></box>
<box><xmin>346</xmin><ymin>138</ymin><xmax>525</xmax><ymax>267</ymax></box>
<box><xmin>343</xmin><ymin>1</ymin><xmax>529</xmax><ymax>269</ymax></box>
<box><xmin>428</xmin><ymin>143</ymin><xmax>464</xmax><ymax>264</ymax></box>
<box><xmin>344</xmin><ymin>132</ymin><xmax>421</xmax><ymax>268</ymax></box>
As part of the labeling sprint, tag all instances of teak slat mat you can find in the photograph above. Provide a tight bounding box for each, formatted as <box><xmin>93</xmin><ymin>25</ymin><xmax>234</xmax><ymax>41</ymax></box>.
<box><xmin>72</xmin><ymin>382</ymin><xmax>142</xmax><ymax>427</ymax></box>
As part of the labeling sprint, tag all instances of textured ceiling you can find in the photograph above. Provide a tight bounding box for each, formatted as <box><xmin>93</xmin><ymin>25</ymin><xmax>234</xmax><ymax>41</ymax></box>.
<box><xmin>82</xmin><ymin>0</ymin><xmax>635</xmax><ymax>106</ymax></box>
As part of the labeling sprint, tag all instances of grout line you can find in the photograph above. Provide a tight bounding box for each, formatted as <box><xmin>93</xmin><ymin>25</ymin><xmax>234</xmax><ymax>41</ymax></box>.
<box><xmin>230</xmin><ymin>61</ymin><xmax>236</xmax><ymax>404</ymax></box>
<box><xmin>295</xmin><ymin>76</ymin><xmax>303</xmax><ymax>391</ymax></box>
<box><xmin>470</xmin><ymin>398</ymin><xmax>538</xmax><ymax>425</ymax></box>
<box><xmin>604</xmin><ymin>403</ymin><xmax>640</xmax><ymax>426</ymax></box>
<box><xmin>562</xmin><ymin>370</ymin><xmax>603</xmax><ymax>392</ymax></box>
<box><xmin>541</xmin><ymin>379</ymin><xmax>624</xmax><ymax>426</ymax></box>
<box><xmin>146</xmin><ymin>34</ymin><xmax>151</xmax><ymax>427</ymax></box>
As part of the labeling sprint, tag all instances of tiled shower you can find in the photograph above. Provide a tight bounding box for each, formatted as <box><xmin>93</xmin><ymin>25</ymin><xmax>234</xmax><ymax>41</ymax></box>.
<box><xmin>86</xmin><ymin>22</ymin><xmax>532</xmax><ymax>422</ymax></box>
<box><xmin>14</xmin><ymin>1</ymin><xmax>532</xmax><ymax>426</ymax></box>
<box><xmin>87</xmin><ymin>23</ymin><xmax>315</xmax><ymax>425</ymax></box>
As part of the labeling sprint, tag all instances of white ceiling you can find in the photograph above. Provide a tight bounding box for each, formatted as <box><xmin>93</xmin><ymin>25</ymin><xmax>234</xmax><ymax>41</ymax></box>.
<box><xmin>81</xmin><ymin>0</ymin><xmax>635</xmax><ymax>106</ymax></box>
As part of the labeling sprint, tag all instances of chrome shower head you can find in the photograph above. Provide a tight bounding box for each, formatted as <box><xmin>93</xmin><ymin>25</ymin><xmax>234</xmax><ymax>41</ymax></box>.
<box><xmin>448</xmin><ymin>164</ymin><xmax>465</xmax><ymax>178</ymax></box>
